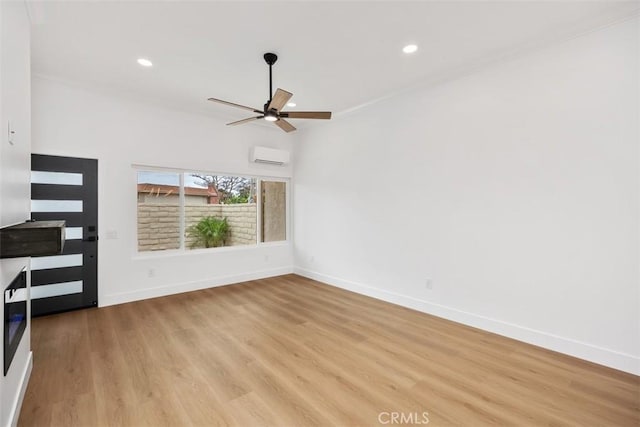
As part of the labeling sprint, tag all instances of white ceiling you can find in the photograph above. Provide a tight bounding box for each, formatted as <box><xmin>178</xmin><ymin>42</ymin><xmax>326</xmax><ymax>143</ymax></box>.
<box><xmin>29</xmin><ymin>1</ymin><xmax>640</xmax><ymax>126</ymax></box>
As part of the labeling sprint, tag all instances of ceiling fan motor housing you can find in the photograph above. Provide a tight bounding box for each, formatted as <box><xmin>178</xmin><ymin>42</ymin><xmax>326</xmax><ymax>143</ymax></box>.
<box><xmin>263</xmin><ymin>105</ymin><xmax>279</xmax><ymax>121</ymax></box>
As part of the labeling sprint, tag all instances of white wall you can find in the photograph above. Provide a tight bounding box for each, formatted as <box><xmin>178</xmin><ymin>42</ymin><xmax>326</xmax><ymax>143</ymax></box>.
<box><xmin>1</xmin><ymin>3</ymin><xmax>31</xmax><ymax>228</ymax></box>
<box><xmin>0</xmin><ymin>1</ymin><xmax>32</xmax><ymax>426</ymax></box>
<box><xmin>32</xmin><ymin>77</ymin><xmax>295</xmax><ymax>306</ymax></box>
<box><xmin>294</xmin><ymin>18</ymin><xmax>639</xmax><ymax>374</ymax></box>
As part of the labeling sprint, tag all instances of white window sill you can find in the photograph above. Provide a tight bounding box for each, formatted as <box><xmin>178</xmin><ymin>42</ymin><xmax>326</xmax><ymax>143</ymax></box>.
<box><xmin>132</xmin><ymin>240</ymin><xmax>290</xmax><ymax>260</ymax></box>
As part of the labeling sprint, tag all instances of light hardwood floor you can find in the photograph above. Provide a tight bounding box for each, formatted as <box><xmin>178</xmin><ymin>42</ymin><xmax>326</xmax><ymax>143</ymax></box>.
<box><xmin>19</xmin><ymin>274</ymin><xmax>639</xmax><ymax>426</ymax></box>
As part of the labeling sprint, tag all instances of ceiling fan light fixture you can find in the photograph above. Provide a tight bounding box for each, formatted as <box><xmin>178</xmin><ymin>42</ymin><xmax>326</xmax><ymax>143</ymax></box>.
<box><xmin>264</xmin><ymin>113</ymin><xmax>278</xmax><ymax>122</ymax></box>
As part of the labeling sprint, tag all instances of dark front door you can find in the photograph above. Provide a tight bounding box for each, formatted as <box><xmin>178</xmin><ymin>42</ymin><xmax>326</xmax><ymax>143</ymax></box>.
<box><xmin>30</xmin><ymin>154</ymin><xmax>98</xmax><ymax>316</ymax></box>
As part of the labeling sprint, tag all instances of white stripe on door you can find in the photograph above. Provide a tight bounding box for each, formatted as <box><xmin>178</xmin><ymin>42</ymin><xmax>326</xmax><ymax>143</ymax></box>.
<box><xmin>31</xmin><ymin>281</ymin><xmax>83</xmax><ymax>299</ymax></box>
<box><xmin>31</xmin><ymin>171</ymin><xmax>83</xmax><ymax>186</ymax></box>
<box><xmin>65</xmin><ymin>227</ymin><xmax>83</xmax><ymax>240</ymax></box>
<box><xmin>31</xmin><ymin>200</ymin><xmax>83</xmax><ymax>213</ymax></box>
<box><xmin>31</xmin><ymin>254</ymin><xmax>83</xmax><ymax>271</ymax></box>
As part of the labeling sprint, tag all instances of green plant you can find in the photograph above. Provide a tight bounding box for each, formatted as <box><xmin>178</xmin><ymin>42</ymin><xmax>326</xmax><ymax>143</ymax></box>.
<box><xmin>188</xmin><ymin>216</ymin><xmax>229</xmax><ymax>248</ymax></box>
<box><xmin>225</xmin><ymin>194</ymin><xmax>249</xmax><ymax>204</ymax></box>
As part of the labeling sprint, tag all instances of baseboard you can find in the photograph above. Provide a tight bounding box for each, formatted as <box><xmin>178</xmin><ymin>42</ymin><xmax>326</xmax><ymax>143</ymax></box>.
<box><xmin>294</xmin><ymin>267</ymin><xmax>640</xmax><ymax>376</ymax></box>
<box><xmin>8</xmin><ymin>351</ymin><xmax>32</xmax><ymax>427</ymax></box>
<box><xmin>101</xmin><ymin>266</ymin><xmax>294</xmax><ymax>307</ymax></box>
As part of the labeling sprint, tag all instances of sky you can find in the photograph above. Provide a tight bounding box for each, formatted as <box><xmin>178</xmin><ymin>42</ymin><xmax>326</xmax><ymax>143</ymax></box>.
<box><xmin>138</xmin><ymin>171</ymin><xmax>208</xmax><ymax>188</ymax></box>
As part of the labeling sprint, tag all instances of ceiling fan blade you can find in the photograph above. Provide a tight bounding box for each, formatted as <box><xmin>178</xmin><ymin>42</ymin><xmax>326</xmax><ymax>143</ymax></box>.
<box><xmin>280</xmin><ymin>111</ymin><xmax>332</xmax><ymax>120</ymax></box>
<box><xmin>227</xmin><ymin>116</ymin><xmax>263</xmax><ymax>126</ymax></box>
<box><xmin>208</xmin><ymin>97</ymin><xmax>262</xmax><ymax>113</ymax></box>
<box><xmin>274</xmin><ymin>118</ymin><xmax>296</xmax><ymax>133</ymax></box>
<box><xmin>268</xmin><ymin>88</ymin><xmax>293</xmax><ymax>112</ymax></box>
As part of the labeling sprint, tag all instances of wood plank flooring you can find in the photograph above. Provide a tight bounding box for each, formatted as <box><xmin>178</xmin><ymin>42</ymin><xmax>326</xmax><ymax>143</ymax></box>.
<box><xmin>19</xmin><ymin>274</ymin><xmax>639</xmax><ymax>426</ymax></box>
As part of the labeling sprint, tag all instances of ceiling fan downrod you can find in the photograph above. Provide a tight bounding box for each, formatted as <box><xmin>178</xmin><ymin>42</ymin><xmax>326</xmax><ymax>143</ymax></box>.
<box><xmin>264</xmin><ymin>53</ymin><xmax>278</xmax><ymax>102</ymax></box>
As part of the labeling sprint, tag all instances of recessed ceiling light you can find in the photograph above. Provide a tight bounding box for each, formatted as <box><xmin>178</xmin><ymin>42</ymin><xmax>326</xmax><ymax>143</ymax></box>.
<box><xmin>137</xmin><ymin>58</ymin><xmax>153</xmax><ymax>67</ymax></box>
<box><xmin>402</xmin><ymin>44</ymin><xmax>418</xmax><ymax>54</ymax></box>
<box><xmin>286</xmin><ymin>102</ymin><xmax>296</xmax><ymax>107</ymax></box>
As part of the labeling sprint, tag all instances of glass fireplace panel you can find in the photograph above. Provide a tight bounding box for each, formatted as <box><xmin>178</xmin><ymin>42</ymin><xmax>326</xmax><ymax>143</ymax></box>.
<box><xmin>4</xmin><ymin>268</ymin><xmax>27</xmax><ymax>375</ymax></box>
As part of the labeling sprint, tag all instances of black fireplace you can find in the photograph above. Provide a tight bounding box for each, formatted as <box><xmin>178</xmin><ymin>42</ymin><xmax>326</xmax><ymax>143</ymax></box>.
<box><xmin>4</xmin><ymin>268</ymin><xmax>27</xmax><ymax>375</ymax></box>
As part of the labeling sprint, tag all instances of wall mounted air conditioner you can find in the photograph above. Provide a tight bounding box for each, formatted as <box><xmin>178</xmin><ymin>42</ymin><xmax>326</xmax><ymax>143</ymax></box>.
<box><xmin>250</xmin><ymin>146</ymin><xmax>290</xmax><ymax>166</ymax></box>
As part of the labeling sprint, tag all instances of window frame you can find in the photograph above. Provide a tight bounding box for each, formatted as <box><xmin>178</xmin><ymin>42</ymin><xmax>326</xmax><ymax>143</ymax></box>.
<box><xmin>133</xmin><ymin>166</ymin><xmax>290</xmax><ymax>257</ymax></box>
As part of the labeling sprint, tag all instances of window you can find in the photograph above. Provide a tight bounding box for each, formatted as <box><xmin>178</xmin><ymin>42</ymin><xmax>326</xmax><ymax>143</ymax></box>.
<box><xmin>136</xmin><ymin>169</ymin><xmax>287</xmax><ymax>253</ymax></box>
<box><xmin>261</xmin><ymin>180</ymin><xmax>286</xmax><ymax>242</ymax></box>
<box><xmin>137</xmin><ymin>171</ymin><xmax>180</xmax><ymax>252</ymax></box>
<box><xmin>183</xmin><ymin>173</ymin><xmax>257</xmax><ymax>250</ymax></box>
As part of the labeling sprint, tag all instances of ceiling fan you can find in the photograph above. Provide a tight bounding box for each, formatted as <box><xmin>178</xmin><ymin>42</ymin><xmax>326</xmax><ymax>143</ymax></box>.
<box><xmin>207</xmin><ymin>53</ymin><xmax>331</xmax><ymax>133</ymax></box>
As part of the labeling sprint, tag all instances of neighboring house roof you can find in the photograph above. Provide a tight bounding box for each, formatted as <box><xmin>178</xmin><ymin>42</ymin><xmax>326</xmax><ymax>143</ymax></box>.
<box><xmin>137</xmin><ymin>183</ymin><xmax>218</xmax><ymax>197</ymax></box>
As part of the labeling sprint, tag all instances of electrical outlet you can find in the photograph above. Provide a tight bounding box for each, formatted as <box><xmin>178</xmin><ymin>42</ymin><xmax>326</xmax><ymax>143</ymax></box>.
<box><xmin>148</xmin><ymin>268</ymin><xmax>156</xmax><ymax>278</ymax></box>
<box><xmin>8</xmin><ymin>121</ymin><xmax>15</xmax><ymax>145</ymax></box>
<box><xmin>264</xmin><ymin>255</ymin><xmax>269</xmax><ymax>262</ymax></box>
<box><xmin>425</xmin><ymin>278</ymin><xmax>433</xmax><ymax>290</ymax></box>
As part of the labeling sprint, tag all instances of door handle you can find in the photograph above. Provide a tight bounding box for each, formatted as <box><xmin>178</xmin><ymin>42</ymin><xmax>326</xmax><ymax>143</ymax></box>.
<box><xmin>83</xmin><ymin>236</ymin><xmax>98</xmax><ymax>242</ymax></box>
